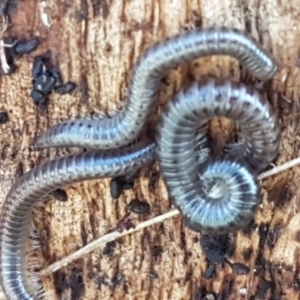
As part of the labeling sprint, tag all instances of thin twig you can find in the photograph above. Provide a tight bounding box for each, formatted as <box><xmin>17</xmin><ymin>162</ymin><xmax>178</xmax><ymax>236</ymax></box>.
<box><xmin>257</xmin><ymin>157</ymin><xmax>300</xmax><ymax>180</ymax></box>
<box><xmin>0</xmin><ymin>13</ymin><xmax>16</xmax><ymax>74</ymax></box>
<box><xmin>38</xmin><ymin>209</ymin><xmax>179</xmax><ymax>276</ymax></box>
<box><xmin>38</xmin><ymin>156</ymin><xmax>300</xmax><ymax>277</ymax></box>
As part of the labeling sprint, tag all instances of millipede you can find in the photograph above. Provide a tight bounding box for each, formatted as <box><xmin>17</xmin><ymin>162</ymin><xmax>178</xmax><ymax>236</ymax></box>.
<box><xmin>156</xmin><ymin>78</ymin><xmax>281</xmax><ymax>234</ymax></box>
<box><xmin>0</xmin><ymin>140</ymin><xmax>156</xmax><ymax>299</ymax></box>
<box><xmin>35</xmin><ymin>27</ymin><xmax>277</xmax><ymax>151</ymax></box>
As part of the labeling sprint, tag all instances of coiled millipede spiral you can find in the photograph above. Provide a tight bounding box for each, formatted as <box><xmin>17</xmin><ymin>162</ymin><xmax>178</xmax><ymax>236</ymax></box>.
<box><xmin>156</xmin><ymin>79</ymin><xmax>281</xmax><ymax>235</ymax></box>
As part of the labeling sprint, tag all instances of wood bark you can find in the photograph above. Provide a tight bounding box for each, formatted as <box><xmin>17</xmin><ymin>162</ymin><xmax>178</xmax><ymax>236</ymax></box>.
<box><xmin>0</xmin><ymin>0</ymin><xmax>300</xmax><ymax>299</ymax></box>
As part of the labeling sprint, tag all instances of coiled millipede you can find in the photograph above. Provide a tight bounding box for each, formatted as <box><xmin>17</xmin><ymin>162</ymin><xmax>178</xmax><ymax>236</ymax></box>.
<box><xmin>156</xmin><ymin>79</ymin><xmax>280</xmax><ymax>235</ymax></box>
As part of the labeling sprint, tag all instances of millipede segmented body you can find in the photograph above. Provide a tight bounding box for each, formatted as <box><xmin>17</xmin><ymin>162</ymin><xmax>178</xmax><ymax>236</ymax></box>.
<box><xmin>35</xmin><ymin>27</ymin><xmax>277</xmax><ymax>150</ymax></box>
<box><xmin>0</xmin><ymin>140</ymin><xmax>156</xmax><ymax>300</ymax></box>
<box><xmin>156</xmin><ymin>79</ymin><xmax>281</xmax><ymax>234</ymax></box>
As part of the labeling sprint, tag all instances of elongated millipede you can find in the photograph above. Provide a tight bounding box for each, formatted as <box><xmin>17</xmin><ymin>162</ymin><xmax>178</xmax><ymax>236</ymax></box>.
<box><xmin>35</xmin><ymin>27</ymin><xmax>277</xmax><ymax>150</ymax></box>
<box><xmin>0</xmin><ymin>140</ymin><xmax>156</xmax><ymax>300</ymax></box>
<box><xmin>156</xmin><ymin>78</ymin><xmax>281</xmax><ymax>234</ymax></box>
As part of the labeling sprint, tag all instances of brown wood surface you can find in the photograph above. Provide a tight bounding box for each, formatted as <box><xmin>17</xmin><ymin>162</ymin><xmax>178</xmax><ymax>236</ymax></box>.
<box><xmin>1</xmin><ymin>0</ymin><xmax>300</xmax><ymax>299</ymax></box>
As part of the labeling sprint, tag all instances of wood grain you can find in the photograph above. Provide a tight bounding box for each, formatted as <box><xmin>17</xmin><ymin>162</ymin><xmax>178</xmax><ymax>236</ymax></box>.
<box><xmin>1</xmin><ymin>0</ymin><xmax>300</xmax><ymax>299</ymax></box>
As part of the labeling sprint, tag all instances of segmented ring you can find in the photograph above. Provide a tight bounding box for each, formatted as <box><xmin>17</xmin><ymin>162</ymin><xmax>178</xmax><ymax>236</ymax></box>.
<box><xmin>156</xmin><ymin>78</ymin><xmax>280</xmax><ymax>234</ymax></box>
<box><xmin>186</xmin><ymin>158</ymin><xmax>259</xmax><ymax>234</ymax></box>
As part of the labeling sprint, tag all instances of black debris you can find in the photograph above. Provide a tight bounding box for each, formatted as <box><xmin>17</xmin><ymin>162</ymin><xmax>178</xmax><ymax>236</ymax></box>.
<box><xmin>128</xmin><ymin>199</ymin><xmax>150</xmax><ymax>214</ymax></box>
<box><xmin>203</xmin><ymin>264</ymin><xmax>215</xmax><ymax>279</ymax></box>
<box><xmin>149</xmin><ymin>270</ymin><xmax>158</xmax><ymax>279</ymax></box>
<box><xmin>122</xmin><ymin>181</ymin><xmax>134</xmax><ymax>190</ymax></box>
<box><xmin>34</xmin><ymin>74</ymin><xmax>56</xmax><ymax>94</ymax></box>
<box><xmin>50</xmin><ymin>189</ymin><xmax>68</xmax><ymax>202</ymax></box>
<box><xmin>54</xmin><ymin>82</ymin><xmax>77</xmax><ymax>94</ymax></box>
<box><xmin>114</xmin><ymin>218</ymin><xmax>135</xmax><ymax>232</ymax></box>
<box><xmin>30</xmin><ymin>89</ymin><xmax>46</xmax><ymax>105</ymax></box>
<box><xmin>97</xmin><ymin>274</ymin><xmax>109</xmax><ymax>289</ymax></box>
<box><xmin>1</xmin><ymin>37</ymin><xmax>39</xmax><ymax>75</ymax></box>
<box><xmin>32</xmin><ymin>57</ymin><xmax>46</xmax><ymax>79</ymax></box>
<box><xmin>230</xmin><ymin>262</ymin><xmax>250</xmax><ymax>275</ymax></box>
<box><xmin>200</xmin><ymin>234</ymin><xmax>227</xmax><ymax>264</ymax></box>
<box><xmin>48</xmin><ymin>68</ymin><xmax>63</xmax><ymax>87</ymax></box>
<box><xmin>110</xmin><ymin>175</ymin><xmax>136</xmax><ymax>199</ymax></box>
<box><xmin>15</xmin><ymin>38</ymin><xmax>39</xmax><ymax>55</ymax></box>
<box><xmin>110</xmin><ymin>177</ymin><xmax>124</xmax><ymax>199</ymax></box>
<box><xmin>102</xmin><ymin>241</ymin><xmax>116</xmax><ymax>256</ymax></box>
<box><xmin>0</xmin><ymin>112</ymin><xmax>8</xmax><ymax>124</ymax></box>
<box><xmin>76</xmin><ymin>11</ymin><xmax>86</xmax><ymax>22</ymax></box>
<box><xmin>30</xmin><ymin>54</ymin><xmax>77</xmax><ymax>106</ymax></box>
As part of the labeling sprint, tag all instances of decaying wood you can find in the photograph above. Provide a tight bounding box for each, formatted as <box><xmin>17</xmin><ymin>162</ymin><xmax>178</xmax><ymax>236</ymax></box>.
<box><xmin>1</xmin><ymin>0</ymin><xmax>300</xmax><ymax>299</ymax></box>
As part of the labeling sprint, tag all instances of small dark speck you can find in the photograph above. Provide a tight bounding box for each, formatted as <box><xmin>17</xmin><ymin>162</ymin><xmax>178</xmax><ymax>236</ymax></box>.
<box><xmin>243</xmin><ymin>248</ymin><xmax>253</xmax><ymax>261</ymax></box>
<box><xmin>32</xmin><ymin>57</ymin><xmax>46</xmax><ymax>79</ymax></box>
<box><xmin>0</xmin><ymin>112</ymin><xmax>8</xmax><ymax>124</ymax></box>
<box><xmin>90</xmin><ymin>214</ymin><xmax>96</xmax><ymax>224</ymax></box>
<box><xmin>122</xmin><ymin>181</ymin><xmax>134</xmax><ymax>190</ymax></box>
<box><xmin>76</xmin><ymin>11</ymin><xmax>86</xmax><ymax>21</ymax></box>
<box><xmin>79</xmin><ymin>78</ymin><xmax>90</xmax><ymax>102</ymax></box>
<box><xmin>15</xmin><ymin>161</ymin><xmax>23</xmax><ymax>177</ymax></box>
<box><xmin>104</xmin><ymin>43</ymin><xmax>112</xmax><ymax>53</ymax></box>
<box><xmin>39</xmin><ymin>228</ymin><xmax>49</xmax><ymax>247</ymax></box>
<box><xmin>80</xmin><ymin>221</ymin><xmax>88</xmax><ymax>246</ymax></box>
<box><xmin>193</xmin><ymin>236</ymin><xmax>199</xmax><ymax>243</ymax></box>
<box><xmin>50</xmin><ymin>189</ymin><xmax>68</xmax><ymax>202</ymax></box>
<box><xmin>258</xmin><ymin>223</ymin><xmax>269</xmax><ymax>246</ymax></box>
<box><xmin>151</xmin><ymin>245</ymin><xmax>163</xmax><ymax>261</ymax></box>
<box><xmin>185</xmin><ymin>267</ymin><xmax>193</xmax><ymax>281</ymax></box>
<box><xmin>54</xmin><ymin>82</ymin><xmax>77</xmax><ymax>95</ymax></box>
<box><xmin>128</xmin><ymin>199</ymin><xmax>150</xmax><ymax>214</ymax></box>
<box><xmin>30</xmin><ymin>89</ymin><xmax>46</xmax><ymax>105</ymax></box>
<box><xmin>110</xmin><ymin>177</ymin><xmax>124</xmax><ymax>199</ymax></box>
<box><xmin>278</xmin><ymin>184</ymin><xmax>292</xmax><ymax>206</ymax></box>
<box><xmin>231</xmin><ymin>262</ymin><xmax>249</xmax><ymax>275</ymax></box>
<box><xmin>266</xmin><ymin>224</ymin><xmax>282</xmax><ymax>247</ymax></box>
<box><xmin>15</xmin><ymin>38</ymin><xmax>39</xmax><ymax>55</ymax></box>
<box><xmin>200</xmin><ymin>234</ymin><xmax>227</xmax><ymax>264</ymax></box>
<box><xmin>102</xmin><ymin>241</ymin><xmax>116</xmax><ymax>256</ymax></box>
<box><xmin>203</xmin><ymin>264</ymin><xmax>215</xmax><ymax>279</ymax></box>
<box><xmin>149</xmin><ymin>270</ymin><xmax>158</xmax><ymax>279</ymax></box>
<box><xmin>110</xmin><ymin>175</ymin><xmax>135</xmax><ymax>199</ymax></box>
<box><xmin>97</xmin><ymin>274</ymin><xmax>109</xmax><ymax>289</ymax></box>
<box><xmin>112</xmin><ymin>272</ymin><xmax>124</xmax><ymax>287</ymax></box>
